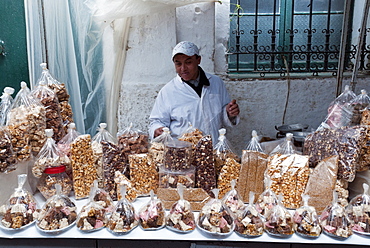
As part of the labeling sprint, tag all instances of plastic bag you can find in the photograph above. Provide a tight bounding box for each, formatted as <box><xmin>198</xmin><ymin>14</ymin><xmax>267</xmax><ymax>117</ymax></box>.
<box><xmin>90</xmin><ymin>180</ymin><xmax>114</xmax><ymax>213</ymax></box>
<box><xmin>178</xmin><ymin>122</ymin><xmax>204</xmax><ymax>147</ymax></box>
<box><xmin>255</xmin><ymin>176</ymin><xmax>278</xmax><ymax>217</ymax></box>
<box><xmin>107</xmin><ymin>185</ymin><xmax>138</xmax><ymax>234</ymax></box>
<box><xmin>234</xmin><ymin>191</ymin><xmax>264</xmax><ymax>237</ymax></box>
<box><xmin>0</xmin><ymin>174</ymin><xmax>38</xmax><ymax>229</ymax></box>
<box><xmin>31</xmin><ymin>80</ymin><xmax>65</xmax><ymax>142</ymax></box>
<box><xmin>114</xmin><ymin>171</ymin><xmax>138</xmax><ymax>202</ymax></box>
<box><xmin>0</xmin><ymin>87</ymin><xmax>15</xmax><ymax>126</ymax></box>
<box><xmin>7</xmin><ymin>81</ymin><xmax>47</xmax><ymax>158</ymax></box>
<box><xmin>76</xmin><ymin>182</ymin><xmax>110</xmax><ymax>232</ymax></box>
<box><xmin>92</xmin><ymin>123</ymin><xmax>117</xmax><ymax>188</ymax></box>
<box><xmin>36</xmin><ymin>184</ymin><xmax>77</xmax><ymax>233</ymax></box>
<box><xmin>270</xmin><ymin>133</ymin><xmax>297</xmax><ymax>155</ymax></box>
<box><xmin>347</xmin><ymin>183</ymin><xmax>370</xmax><ymax>234</ymax></box>
<box><xmin>293</xmin><ymin>194</ymin><xmax>322</xmax><ymax>238</ymax></box>
<box><xmin>320</xmin><ymin>191</ymin><xmax>352</xmax><ymax>239</ymax></box>
<box><xmin>264</xmin><ymin>194</ymin><xmax>294</xmax><ymax>237</ymax></box>
<box><xmin>349</xmin><ymin>89</ymin><xmax>370</xmax><ymax>126</ymax></box>
<box><xmin>57</xmin><ymin>123</ymin><xmax>81</xmax><ymax>157</ymax></box>
<box><xmin>138</xmin><ymin>190</ymin><xmax>165</xmax><ymax>230</ymax></box>
<box><xmin>221</xmin><ymin>180</ymin><xmax>245</xmax><ymax>216</ymax></box>
<box><xmin>166</xmin><ymin>183</ymin><xmax>196</xmax><ymax>233</ymax></box>
<box><xmin>197</xmin><ymin>189</ymin><xmax>235</xmax><ymax>236</ymax></box>
<box><xmin>218</xmin><ymin>157</ymin><xmax>241</xmax><ymax>199</ymax></box>
<box><xmin>149</xmin><ymin>127</ymin><xmax>173</xmax><ymax>169</ymax></box>
<box><xmin>0</xmin><ymin>127</ymin><xmax>17</xmax><ymax>173</ymax></box>
<box><xmin>245</xmin><ymin>130</ymin><xmax>264</xmax><ymax>152</ymax></box>
<box><xmin>214</xmin><ymin>128</ymin><xmax>239</xmax><ymax>177</ymax></box>
<box><xmin>317</xmin><ymin>85</ymin><xmax>355</xmax><ymax>130</ymax></box>
<box><xmin>117</xmin><ymin>122</ymin><xmax>149</xmax><ymax>178</ymax></box>
<box><xmin>129</xmin><ymin>153</ymin><xmax>158</xmax><ymax>196</ymax></box>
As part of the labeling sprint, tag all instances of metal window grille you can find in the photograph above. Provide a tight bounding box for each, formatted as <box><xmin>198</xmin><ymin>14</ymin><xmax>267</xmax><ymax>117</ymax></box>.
<box><xmin>227</xmin><ymin>0</ymin><xmax>369</xmax><ymax>77</ymax></box>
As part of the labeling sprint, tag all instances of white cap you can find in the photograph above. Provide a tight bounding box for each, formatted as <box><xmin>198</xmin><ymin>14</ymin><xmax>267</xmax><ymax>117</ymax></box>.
<box><xmin>172</xmin><ymin>41</ymin><xmax>200</xmax><ymax>60</ymax></box>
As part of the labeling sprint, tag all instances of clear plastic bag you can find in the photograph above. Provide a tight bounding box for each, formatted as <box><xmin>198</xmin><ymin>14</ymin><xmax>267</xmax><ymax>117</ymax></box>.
<box><xmin>0</xmin><ymin>126</ymin><xmax>17</xmax><ymax>173</ymax></box>
<box><xmin>138</xmin><ymin>190</ymin><xmax>165</xmax><ymax>230</ymax></box>
<box><xmin>0</xmin><ymin>87</ymin><xmax>15</xmax><ymax>126</ymax></box>
<box><xmin>0</xmin><ymin>174</ymin><xmax>38</xmax><ymax>230</ymax></box>
<box><xmin>166</xmin><ymin>183</ymin><xmax>196</xmax><ymax>233</ymax></box>
<box><xmin>293</xmin><ymin>194</ymin><xmax>322</xmax><ymax>238</ymax></box>
<box><xmin>36</xmin><ymin>184</ymin><xmax>77</xmax><ymax>233</ymax></box>
<box><xmin>178</xmin><ymin>122</ymin><xmax>204</xmax><ymax>147</ymax></box>
<box><xmin>214</xmin><ymin>128</ymin><xmax>239</xmax><ymax>177</ymax></box>
<box><xmin>129</xmin><ymin>153</ymin><xmax>158</xmax><ymax>196</ymax></box>
<box><xmin>197</xmin><ymin>189</ymin><xmax>235</xmax><ymax>236</ymax></box>
<box><xmin>114</xmin><ymin>171</ymin><xmax>138</xmax><ymax>202</ymax></box>
<box><xmin>149</xmin><ymin>127</ymin><xmax>173</xmax><ymax>169</ymax></box>
<box><xmin>234</xmin><ymin>191</ymin><xmax>264</xmax><ymax>237</ymax></box>
<box><xmin>270</xmin><ymin>133</ymin><xmax>297</xmax><ymax>155</ymax></box>
<box><xmin>107</xmin><ymin>185</ymin><xmax>138</xmax><ymax>234</ymax></box>
<box><xmin>349</xmin><ymin>89</ymin><xmax>370</xmax><ymax>126</ymax></box>
<box><xmin>57</xmin><ymin>123</ymin><xmax>81</xmax><ymax>157</ymax></box>
<box><xmin>347</xmin><ymin>183</ymin><xmax>370</xmax><ymax>235</ymax></box>
<box><xmin>90</xmin><ymin>180</ymin><xmax>114</xmax><ymax>213</ymax></box>
<box><xmin>245</xmin><ymin>130</ymin><xmax>264</xmax><ymax>153</ymax></box>
<box><xmin>221</xmin><ymin>180</ymin><xmax>245</xmax><ymax>216</ymax></box>
<box><xmin>218</xmin><ymin>157</ymin><xmax>241</xmax><ymax>199</ymax></box>
<box><xmin>264</xmin><ymin>194</ymin><xmax>294</xmax><ymax>237</ymax></box>
<box><xmin>255</xmin><ymin>176</ymin><xmax>278</xmax><ymax>217</ymax></box>
<box><xmin>320</xmin><ymin>191</ymin><xmax>353</xmax><ymax>239</ymax></box>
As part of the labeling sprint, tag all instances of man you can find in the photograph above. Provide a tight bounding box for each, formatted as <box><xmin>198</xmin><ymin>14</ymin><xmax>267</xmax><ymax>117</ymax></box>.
<box><xmin>149</xmin><ymin>41</ymin><xmax>240</xmax><ymax>142</ymax></box>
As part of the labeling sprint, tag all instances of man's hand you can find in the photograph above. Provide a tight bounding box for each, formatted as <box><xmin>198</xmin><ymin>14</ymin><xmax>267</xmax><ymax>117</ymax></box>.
<box><xmin>154</xmin><ymin>127</ymin><xmax>164</xmax><ymax>138</ymax></box>
<box><xmin>226</xmin><ymin>99</ymin><xmax>239</xmax><ymax>118</ymax></box>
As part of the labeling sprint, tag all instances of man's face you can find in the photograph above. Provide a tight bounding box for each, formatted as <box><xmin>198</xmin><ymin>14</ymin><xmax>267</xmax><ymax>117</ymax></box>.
<box><xmin>173</xmin><ymin>54</ymin><xmax>201</xmax><ymax>81</ymax></box>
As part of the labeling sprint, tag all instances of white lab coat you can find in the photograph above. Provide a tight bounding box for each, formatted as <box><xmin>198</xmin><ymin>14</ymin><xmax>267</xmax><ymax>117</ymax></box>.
<box><xmin>149</xmin><ymin>72</ymin><xmax>239</xmax><ymax>143</ymax></box>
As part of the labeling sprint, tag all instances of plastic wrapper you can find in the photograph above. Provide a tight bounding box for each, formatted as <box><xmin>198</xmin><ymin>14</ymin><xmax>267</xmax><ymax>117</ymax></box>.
<box><xmin>0</xmin><ymin>127</ymin><xmax>17</xmax><ymax>173</ymax></box>
<box><xmin>37</xmin><ymin>63</ymin><xmax>73</xmax><ymax>133</ymax></box>
<box><xmin>178</xmin><ymin>122</ymin><xmax>204</xmax><ymax>147</ymax></box>
<box><xmin>76</xmin><ymin>181</ymin><xmax>110</xmax><ymax>232</ymax></box>
<box><xmin>149</xmin><ymin>127</ymin><xmax>173</xmax><ymax>169</ymax></box>
<box><xmin>270</xmin><ymin>133</ymin><xmax>297</xmax><ymax>155</ymax></box>
<box><xmin>349</xmin><ymin>89</ymin><xmax>370</xmax><ymax>126</ymax></box>
<box><xmin>213</xmin><ymin>128</ymin><xmax>240</xmax><ymax>177</ymax></box>
<box><xmin>90</xmin><ymin>180</ymin><xmax>114</xmax><ymax>213</ymax></box>
<box><xmin>0</xmin><ymin>87</ymin><xmax>14</xmax><ymax>126</ymax></box>
<box><xmin>255</xmin><ymin>176</ymin><xmax>278</xmax><ymax>217</ymax></box>
<box><xmin>217</xmin><ymin>157</ymin><xmax>241</xmax><ymax>199</ymax></box>
<box><xmin>320</xmin><ymin>191</ymin><xmax>353</xmax><ymax>239</ymax></box>
<box><xmin>31</xmin><ymin>80</ymin><xmax>65</xmax><ymax>142</ymax></box>
<box><xmin>221</xmin><ymin>180</ymin><xmax>245</xmax><ymax>216</ymax></box>
<box><xmin>107</xmin><ymin>185</ymin><xmax>138</xmax><ymax>234</ymax></box>
<box><xmin>7</xmin><ymin>82</ymin><xmax>46</xmax><ymax>159</ymax></box>
<box><xmin>114</xmin><ymin>171</ymin><xmax>138</xmax><ymax>202</ymax></box>
<box><xmin>358</xmin><ymin>110</ymin><xmax>370</xmax><ymax>171</ymax></box>
<box><xmin>264</xmin><ymin>195</ymin><xmax>294</xmax><ymax>237</ymax></box>
<box><xmin>70</xmin><ymin>134</ymin><xmax>97</xmax><ymax>199</ymax></box>
<box><xmin>138</xmin><ymin>190</ymin><xmax>165</xmax><ymax>230</ymax></box>
<box><xmin>293</xmin><ymin>194</ymin><xmax>322</xmax><ymax>238</ymax></box>
<box><xmin>166</xmin><ymin>184</ymin><xmax>196</xmax><ymax>233</ymax></box>
<box><xmin>234</xmin><ymin>191</ymin><xmax>264</xmax><ymax>237</ymax></box>
<box><xmin>57</xmin><ymin>123</ymin><xmax>80</xmax><ymax>157</ymax></box>
<box><xmin>304</xmin><ymin>155</ymin><xmax>338</xmax><ymax>214</ymax></box>
<box><xmin>197</xmin><ymin>189</ymin><xmax>235</xmax><ymax>236</ymax></box>
<box><xmin>163</xmin><ymin>139</ymin><xmax>193</xmax><ymax>171</ymax></box>
<box><xmin>117</xmin><ymin>122</ymin><xmax>149</xmax><ymax>178</ymax></box>
<box><xmin>129</xmin><ymin>153</ymin><xmax>158</xmax><ymax>196</ymax></box>
<box><xmin>91</xmin><ymin>123</ymin><xmax>116</xmax><ymax>188</ymax></box>
<box><xmin>193</xmin><ymin>135</ymin><xmax>217</xmax><ymax>197</ymax></box>
<box><xmin>266</xmin><ymin>153</ymin><xmax>310</xmax><ymax>209</ymax></box>
<box><xmin>159</xmin><ymin>165</ymin><xmax>195</xmax><ymax>188</ymax></box>
<box><xmin>36</xmin><ymin>184</ymin><xmax>77</xmax><ymax>233</ymax></box>
<box><xmin>0</xmin><ymin>174</ymin><xmax>38</xmax><ymax>230</ymax></box>
<box><xmin>347</xmin><ymin>183</ymin><xmax>370</xmax><ymax>235</ymax></box>
<box><xmin>317</xmin><ymin>85</ymin><xmax>355</xmax><ymax>130</ymax></box>
<box><xmin>304</xmin><ymin>125</ymin><xmax>367</xmax><ymax>182</ymax></box>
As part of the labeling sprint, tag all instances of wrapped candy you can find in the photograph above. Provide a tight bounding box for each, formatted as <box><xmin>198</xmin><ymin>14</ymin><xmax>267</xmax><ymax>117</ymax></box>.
<box><xmin>149</xmin><ymin>127</ymin><xmax>173</xmax><ymax>169</ymax></box>
<box><xmin>0</xmin><ymin>174</ymin><xmax>38</xmax><ymax>230</ymax></box>
<box><xmin>255</xmin><ymin>176</ymin><xmax>278</xmax><ymax>217</ymax></box>
<box><xmin>0</xmin><ymin>87</ymin><xmax>15</xmax><ymax>126</ymax></box>
<box><xmin>138</xmin><ymin>190</ymin><xmax>165</xmax><ymax>230</ymax></box>
<box><xmin>320</xmin><ymin>191</ymin><xmax>353</xmax><ymax>239</ymax></box>
<box><xmin>347</xmin><ymin>183</ymin><xmax>370</xmax><ymax>234</ymax></box>
<box><xmin>107</xmin><ymin>185</ymin><xmax>138</xmax><ymax>234</ymax></box>
<box><xmin>166</xmin><ymin>183</ymin><xmax>196</xmax><ymax>233</ymax></box>
<box><xmin>234</xmin><ymin>191</ymin><xmax>264</xmax><ymax>237</ymax></box>
<box><xmin>221</xmin><ymin>180</ymin><xmax>245</xmax><ymax>216</ymax></box>
<box><xmin>264</xmin><ymin>195</ymin><xmax>294</xmax><ymax>237</ymax></box>
<box><xmin>293</xmin><ymin>194</ymin><xmax>322</xmax><ymax>238</ymax></box>
<box><xmin>36</xmin><ymin>184</ymin><xmax>77</xmax><ymax>233</ymax></box>
<box><xmin>76</xmin><ymin>181</ymin><xmax>110</xmax><ymax>232</ymax></box>
<box><xmin>197</xmin><ymin>189</ymin><xmax>235</xmax><ymax>236</ymax></box>
<box><xmin>270</xmin><ymin>133</ymin><xmax>297</xmax><ymax>155</ymax></box>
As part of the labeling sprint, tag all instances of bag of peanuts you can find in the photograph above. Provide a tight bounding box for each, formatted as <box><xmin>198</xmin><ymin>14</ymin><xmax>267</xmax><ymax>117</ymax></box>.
<box><xmin>149</xmin><ymin>127</ymin><xmax>173</xmax><ymax>169</ymax></box>
<box><xmin>7</xmin><ymin>81</ymin><xmax>47</xmax><ymax>159</ymax></box>
<box><xmin>237</xmin><ymin>130</ymin><xmax>268</xmax><ymax>203</ymax></box>
<box><xmin>37</xmin><ymin>63</ymin><xmax>73</xmax><ymax>133</ymax></box>
<box><xmin>178</xmin><ymin>122</ymin><xmax>204</xmax><ymax>147</ymax></box>
<box><xmin>107</xmin><ymin>185</ymin><xmax>138</xmax><ymax>234</ymax></box>
<box><xmin>0</xmin><ymin>87</ymin><xmax>15</xmax><ymax>126</ymax></box>
<box><xmin>91</xmin><ymin>123</ymin><xmax>117</xmax><ymax>188</ymax></box>
<box><xmin>117</xmin><ymin>122</ymin><xmax>149</xmax><ymax>179</ymax></box>
<box><xmin>221</xmin><ymin>180</ymin><xmax>245</xmax><ymax>217</ymax></box>
<box><xmin>270</xmin><ymin>133</ymin><xmax>297</xmax><ymax>155</ymax></box>
<box><xmin>213</xmin><ymin>128</ymin><xmax>239</xmax><ymax>177</ymax></box>
<box><xmin>31</xmin><ymin>80</ymin><xmax>65</xmax><ymax>142</ymax></box>
<box><xmin>349</xmin><ymin>89</ymin><xmax>370</xmax><ymax>126</ymax></box>
<box><xmin>317</xmin><ymin>85</ymin><xmax>355</xmax><ymax>131</ymax></box>
<box><xmin>347</xmin><ymin>183</ymin><xmax>370</xmax><ymax>235</ymax></box>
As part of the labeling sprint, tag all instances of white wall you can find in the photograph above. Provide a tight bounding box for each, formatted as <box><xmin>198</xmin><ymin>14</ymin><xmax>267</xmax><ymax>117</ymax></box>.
<box><xmin>118</xmin><ymin>2</ymin><xmax>370</xmax><ymax>156</ymax></box>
